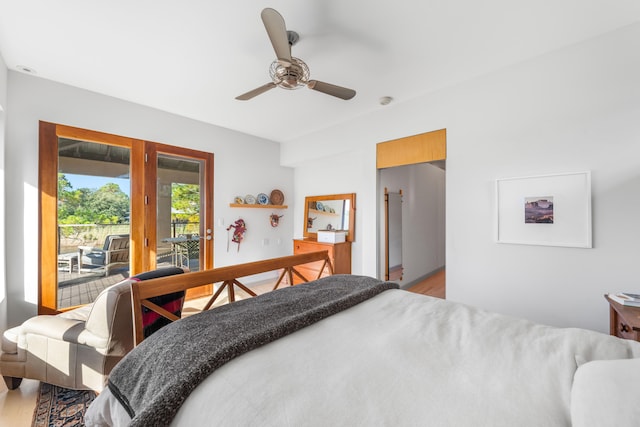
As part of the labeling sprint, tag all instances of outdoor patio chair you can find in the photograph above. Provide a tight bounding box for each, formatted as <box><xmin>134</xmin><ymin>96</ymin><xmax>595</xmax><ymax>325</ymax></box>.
<box><xmin>0</xmin><ymin>266</ymin><xmax>187</xmax><ymax>392</ymax></box>
<box><xmin>175</xmin><ymin>234</ymin><xmax>200</xmax><ymax>269</ymax></box>
<box><xmin>78</xmin><ymin>234</ymin><xmax>130</xmax><ymax>276</ymax></box>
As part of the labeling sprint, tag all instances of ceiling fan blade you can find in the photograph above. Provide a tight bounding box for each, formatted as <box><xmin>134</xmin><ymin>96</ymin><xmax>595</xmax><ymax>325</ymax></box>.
<box><xmin>307</xmin><ymin>80</ymin><xmax>356</xmax><ymax>100</ymax></box>
<box><xmin>261</xmin><ymin>8</ymin><xmax>292</xmax><ymax>66</ymax></box>
<box><xmin>235</xmin><ymin>82</ymin><xmax>277</xmax><ymax>101</ymax></box>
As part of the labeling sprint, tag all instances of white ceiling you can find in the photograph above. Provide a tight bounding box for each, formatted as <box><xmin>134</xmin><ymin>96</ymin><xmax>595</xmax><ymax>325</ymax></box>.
<box><xmin>1</xmin><ymin>1</ymin><xmax>639</xmax><ymax>143</ymax></box>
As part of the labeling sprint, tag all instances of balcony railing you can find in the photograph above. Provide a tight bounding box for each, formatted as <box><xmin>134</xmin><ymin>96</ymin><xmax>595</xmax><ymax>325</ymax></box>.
<box><xmin>58</xmin><ymin>222</ymin><xmax>200</xmax><ymax>253</ymax></box>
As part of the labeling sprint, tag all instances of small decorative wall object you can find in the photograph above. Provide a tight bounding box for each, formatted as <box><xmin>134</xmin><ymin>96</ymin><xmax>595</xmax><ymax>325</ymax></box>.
<box><xmin>495</xmin><ymin>171</ymin><xmax>592</xmax><ymax>248</ymax></box>
<box><xmin>226</xmin><ymin>218</ymin><xmax>247</xmax><ymax>252</ymax></box>
<box><xmin>257</xmin><ymin>193</ymin><xmax>270</xmax><ymax>205</ymax></box>
<box><xmin>270</xmin><ymin>214</ymin><xmax>283</xmax><ymax>227</ymax></box>
<box><xmin>270</xmin><ymin>189</ymin><xmax>284</xmax><ymax>205</ymax></box>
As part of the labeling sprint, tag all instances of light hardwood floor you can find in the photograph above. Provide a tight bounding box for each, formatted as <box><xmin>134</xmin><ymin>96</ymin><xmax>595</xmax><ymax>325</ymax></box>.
<box><xmin>0</xmin><ymin>270</ymin><xmax>446</xmax><ymax>426</ymax></box>
<box><xmin>0</xmin><ymin>378</ymin><xmax>39</xmax><ymax>426</ymax></box>
<box><xmin>407</xmin><ymin>269</ymin><xmax>446</xmax><ymax>299</ymax></box>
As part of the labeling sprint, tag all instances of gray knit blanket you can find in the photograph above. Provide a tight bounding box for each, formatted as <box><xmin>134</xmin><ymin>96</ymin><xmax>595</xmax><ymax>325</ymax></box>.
<box><xmin>107</xmin><ymin>274</ymin><xmax>398</xmax><ymax>427</ymax></box>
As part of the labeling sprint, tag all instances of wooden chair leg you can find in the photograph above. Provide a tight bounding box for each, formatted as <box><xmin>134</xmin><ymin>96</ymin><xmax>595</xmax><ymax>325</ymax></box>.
<box><xmin>3</xmin><ymin>376</ymin><xmax>22</xmax><ymax>390</ymax></box>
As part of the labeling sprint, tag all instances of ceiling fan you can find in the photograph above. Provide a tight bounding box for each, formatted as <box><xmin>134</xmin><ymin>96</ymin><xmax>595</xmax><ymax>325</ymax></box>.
<box><xmin>236</xmin><ymin>8</ymin><xmax>356</xmax><ymax>101</ymax></box>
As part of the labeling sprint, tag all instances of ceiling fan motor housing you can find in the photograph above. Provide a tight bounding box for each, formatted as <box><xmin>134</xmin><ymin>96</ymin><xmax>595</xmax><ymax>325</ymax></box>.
<box><xmin>269</xmin><ymin>57</ymin><xmax>309</xmax><ymax>89</ymax></box>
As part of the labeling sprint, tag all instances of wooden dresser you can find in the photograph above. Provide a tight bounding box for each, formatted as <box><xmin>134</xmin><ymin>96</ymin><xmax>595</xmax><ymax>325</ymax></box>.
<box><xmin>605</xmin><ymin>295</ymin><xmax>640</xmax><ymax>342</ymax></box>
<box><xmin>292</xmin><ymin>239</ymin><xmax>352</xmax><ymax>284</ymax></box>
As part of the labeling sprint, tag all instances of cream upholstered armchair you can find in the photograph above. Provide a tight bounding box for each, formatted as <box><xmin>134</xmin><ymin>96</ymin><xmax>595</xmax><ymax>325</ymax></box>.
<box><xmin>0</xmin><ymin>266</ymin><xmax>186</xmax><ymax>392</ymax></box>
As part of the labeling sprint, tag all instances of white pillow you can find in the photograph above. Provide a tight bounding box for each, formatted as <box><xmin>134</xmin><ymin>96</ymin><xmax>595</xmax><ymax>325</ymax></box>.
<box><xmin>571</xmin><ymin>357</ymin><xmax>640</xmax><ymax>427</ymax></box>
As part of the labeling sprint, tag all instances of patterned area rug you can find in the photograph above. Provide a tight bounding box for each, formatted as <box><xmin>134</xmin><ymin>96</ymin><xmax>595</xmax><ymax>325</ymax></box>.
<box><xmin>32</xmin><ymin>383</ymin><xmax>97</xmax><ymax>427</ymax></box>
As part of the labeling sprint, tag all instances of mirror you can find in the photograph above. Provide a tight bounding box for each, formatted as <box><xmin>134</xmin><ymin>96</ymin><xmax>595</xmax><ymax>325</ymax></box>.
<box><xmin>385</xmin><ymin>189</ymin><xmax>403</xmax><ymax>281</ymax></box>
<box><xmin>304</xmin><ymin>193</ymin><xmax>356</xmax><ymax>242</ymax></box>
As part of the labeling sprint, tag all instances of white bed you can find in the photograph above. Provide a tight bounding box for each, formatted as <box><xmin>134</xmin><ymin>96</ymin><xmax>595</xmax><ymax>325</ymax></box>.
<box><xmin>85</xmin><ymin>279</ymin><xmax>640</xmax><ymax>427</ymax></box>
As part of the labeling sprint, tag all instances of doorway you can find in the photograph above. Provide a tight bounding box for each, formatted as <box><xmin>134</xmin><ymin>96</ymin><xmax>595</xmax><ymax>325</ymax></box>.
<box><xmin>38</xmin><ymin>122</ymin><xmax>214</xmax><ymax>313</ymax></box>
<box><xmin>376</xmin><ymin>129</ymin><xmax>446</xmax><ymax>296</ymax></box>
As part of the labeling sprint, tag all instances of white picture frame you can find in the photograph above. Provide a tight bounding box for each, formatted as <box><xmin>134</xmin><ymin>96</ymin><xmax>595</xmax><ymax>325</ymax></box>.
<box><xmin>495</xmin><ymin>171</ymin><xmax>592</xmax><ymax>248</ymax></box>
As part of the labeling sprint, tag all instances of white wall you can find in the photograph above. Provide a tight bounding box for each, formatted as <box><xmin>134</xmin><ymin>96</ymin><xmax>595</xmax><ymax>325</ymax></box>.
<box><xmin>4</xmin><ymin>72</ymin><xmax>293</xmax><ymax>327</ymax></box>
<box><xmin>283</xmin><ymin>23</ymin><xmax>640</xmax><ymax>333</ymax></box>
<box><xmin>0</xmin><ymin>54</ymin><xmax>7</xmax><ymax>334</ymax></box>
<box><xmin>378</xmin><ymin>163</ymin><xmax>446</xmax><ymax>286</ymax></box>
<box><xmin>291</xmin><ymin>149</ymin><xmax>378</xmax><ymax>276</ymax></box>
<box><xmin>3</xmin><ymin>24</ymin><xmax>638</xmax><ymax>334</ymax></box>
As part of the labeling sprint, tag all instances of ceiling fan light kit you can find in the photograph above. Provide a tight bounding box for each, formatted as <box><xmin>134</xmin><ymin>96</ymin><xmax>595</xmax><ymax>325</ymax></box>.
<box><xmin>236</xmin><ymin>8</ymin><xmax>356</xmax><ymax>101</ymax></box>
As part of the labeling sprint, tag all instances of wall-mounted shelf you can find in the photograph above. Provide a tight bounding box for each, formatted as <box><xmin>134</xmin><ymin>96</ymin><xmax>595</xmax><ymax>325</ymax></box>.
<box><xmin>229</xmin><ymin>204</ymin><xmax>288</xmax><ymax>209</ymax></box>
<box><xmin>308</xmin><ymin>208</ymin><xmax>338</xmax><ymax>216</ymax></box>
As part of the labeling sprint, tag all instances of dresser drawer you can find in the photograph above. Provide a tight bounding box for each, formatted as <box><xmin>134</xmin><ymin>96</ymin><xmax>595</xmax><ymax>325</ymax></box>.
<box><xmin>291</xmin><ymin>259</ymin><xmax>332</xmax><ymax>284</ymax></box>
<box><xmin>293</xmin><ymin>265</ymin><xmax>326</xmax><ymax>282</ymax></box>
<box><xmin>293</xmin><ymin>239</ymin><xmax>351</xmax><ymax>284</ymax></box>
<box><xmin>293</xmin><ymin>240</ymin><xmax>335</xmax><ymax>258</ymax></box>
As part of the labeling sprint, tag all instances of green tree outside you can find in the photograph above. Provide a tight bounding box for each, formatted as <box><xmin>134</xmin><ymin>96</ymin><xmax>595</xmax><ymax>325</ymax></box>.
<box><xmin>57</xmin><ymin>174</ymin><xmax>200</xmax><ymax>239</ymax></box>
<box><xmin>58</xmin><ymin>174</ymin><xmax>130</xmax><ymax>225</ymax></box>
<box><xmin>171</xmin><ymin>183</ymin><xmax>200</xmax><ymax>223</ymax></box>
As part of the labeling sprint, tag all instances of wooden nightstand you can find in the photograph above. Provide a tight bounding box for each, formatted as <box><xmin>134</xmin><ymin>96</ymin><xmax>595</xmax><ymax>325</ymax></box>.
<box><xmin>605</xmin><ymin>295</ymin><xmax>640</xmax><ymax>342</ymax></box>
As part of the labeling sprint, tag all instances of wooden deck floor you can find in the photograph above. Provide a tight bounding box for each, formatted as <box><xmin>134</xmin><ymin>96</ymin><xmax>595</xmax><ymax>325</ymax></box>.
<box><xmin>57</xmin><ymin>269</ymin><xmax>129</xmax><ymax>309</ymax></box>
<box><xmin>57</xmin><ymin>261</ymin><xmax>175</xmax><ymax>308</ymax></box>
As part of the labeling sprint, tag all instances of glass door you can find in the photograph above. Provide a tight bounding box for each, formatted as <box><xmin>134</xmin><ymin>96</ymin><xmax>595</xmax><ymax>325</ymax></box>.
<box><xmin>39</xmin><ymin>122</ymin><xmax>214</xmax><ymax>314</ymax></box>
<box><xmin>145</xmin><ymin>143</ymin><xmax>214</xmax><ymax>296</ymax></box>
<box><xmin>57</xmin><ymin>138</ymin><xmax>132</xmax><ymax>308</ymax></box>
<box><xmin>156</xmin><ymin>154</ymin><xmax>207</xmax><ymax>272</ymax></box>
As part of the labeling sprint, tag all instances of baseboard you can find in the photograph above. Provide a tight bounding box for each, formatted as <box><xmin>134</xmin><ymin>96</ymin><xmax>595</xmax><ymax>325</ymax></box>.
<box><xmin>399</xmin><ymin>266</ymin><xmax>445</xmax><ymax>290</ymax></box>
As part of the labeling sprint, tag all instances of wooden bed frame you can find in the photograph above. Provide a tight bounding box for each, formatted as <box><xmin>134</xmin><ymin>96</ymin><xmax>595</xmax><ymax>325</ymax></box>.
<box><xmin>131</xmin><ymin>251</ymin><xmax>334</xmax><ymax>345</ymax></box>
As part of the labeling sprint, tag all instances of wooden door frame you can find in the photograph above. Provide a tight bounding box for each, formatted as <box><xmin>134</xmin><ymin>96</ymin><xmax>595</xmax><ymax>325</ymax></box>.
<box><xmin>376</xmin><ymin>129</ymin><xmax>446</xmax><ymax>169</ymax></box>
<box><xmin>376</xmin><ymin>128</ymin><xmax>446</xmax><ymax>284</ymax></box>
<box><xmin>144</xmin><ymin>141</ymin><xmax>214</xmax><ymax>289</ymax></box>
<box><xmin>38</xmin><ymin>122</ymin><xmax>214</xmax><ymax>313</ymax></box>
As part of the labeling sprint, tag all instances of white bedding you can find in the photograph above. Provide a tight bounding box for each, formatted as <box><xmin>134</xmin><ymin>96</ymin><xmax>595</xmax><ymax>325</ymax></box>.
<box><xmin>86</xmin><ymin>289</ymin><xmax>640</xmax><ymax>426</ymax></box>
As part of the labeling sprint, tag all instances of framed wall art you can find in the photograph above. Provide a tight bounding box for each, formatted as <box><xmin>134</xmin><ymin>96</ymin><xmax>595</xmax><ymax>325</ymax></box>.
<box><xmin>495</xmin><ymin>171</ymin><xmax>592</xmax><ymax>248</ymax></box>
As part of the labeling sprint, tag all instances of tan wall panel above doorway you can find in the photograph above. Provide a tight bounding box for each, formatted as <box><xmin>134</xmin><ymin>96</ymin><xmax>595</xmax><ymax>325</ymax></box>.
<box><xmin>376</xmin><ymin>129</ymin><xmax>446</xmax><ymax>169</ymax></box>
